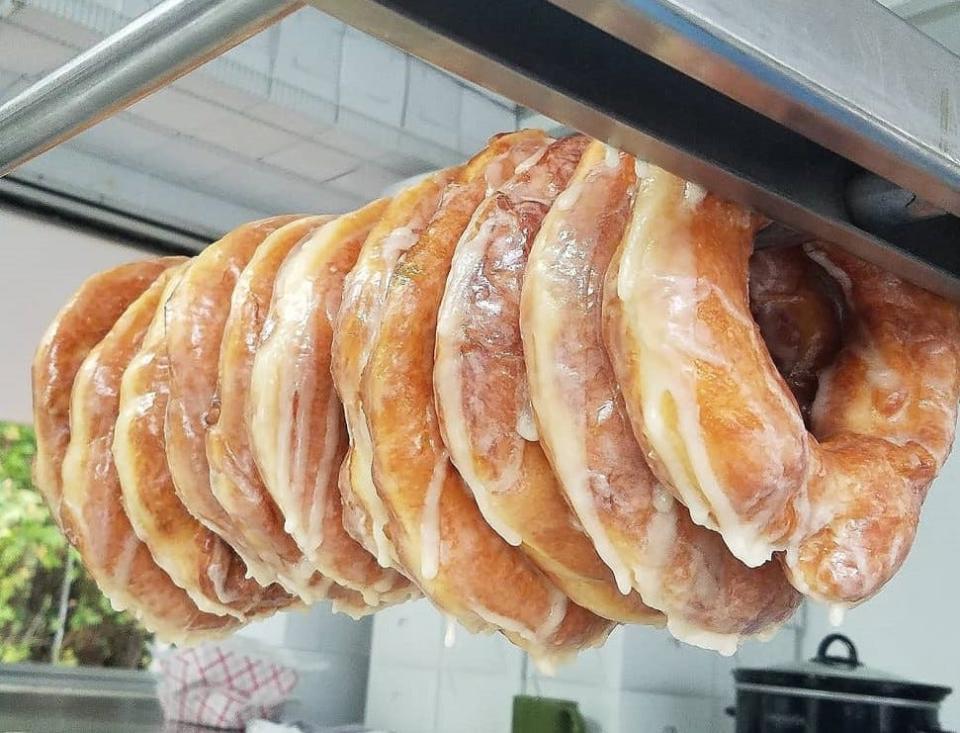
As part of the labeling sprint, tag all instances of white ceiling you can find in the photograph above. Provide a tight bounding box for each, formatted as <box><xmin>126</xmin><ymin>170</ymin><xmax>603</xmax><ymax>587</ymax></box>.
<box><xmin>0</xmin><ymin>0</ymin><xmax>522</xmax><ymax>241</ymax></box>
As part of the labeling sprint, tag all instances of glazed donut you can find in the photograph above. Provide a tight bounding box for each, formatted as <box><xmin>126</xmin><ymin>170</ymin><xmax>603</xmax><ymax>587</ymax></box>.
<box><xmin>332</xmin><ymin>167</ymin><xmax>460</xmax><ymax>569</ymax></box>
<box><xmin>204</xmin><ymin>216</ymin><xmax>342</xmax><ymax>602</ymax></box>
<box><xmin>361</xmin><ymin>131</ymin><xmax>613</xmax><ymax>662</ymax></box>
<box><xmin>163</xmin><ymin>217</ymin><xmax>307</xmax><ymax>590</ymax></box>
<box><xmin>248</xmin><ymin>201</ymin><xmax>416</xmax><ymax>607</ymax></box>
<box><xmin>33</xmin><ymin>259</ymin><xmax>178</xmax><ymax>519</ymax></box>
<box><xmin>59</xmin><ymin>264</ymin><xmax>239</xmax><ymax>642</ymax></box>
<box><xmin>606</xmin><ymin>163</ymin><xmax>960</xmax><ymax>605</ymax></box>
<box><xmin>115</xmin><ymin>267</ymin><xmax>294</xmax><ymax>620</ymax></box>
<box><xmin>433</xmin><ymin>135</ymin><xmax>660</xmax><ymax>627</ymax></box>
<box><xmin>522</xmin><ymin>141</ymin><xmax>800</xmax><ymax>652</ymax></box>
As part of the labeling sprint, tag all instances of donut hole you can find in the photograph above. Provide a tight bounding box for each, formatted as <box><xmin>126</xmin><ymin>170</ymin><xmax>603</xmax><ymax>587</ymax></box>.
<box><xmin>749</xmin><ymin>246</ymin><xmax>844</xmax><ymax>425</ymax></box>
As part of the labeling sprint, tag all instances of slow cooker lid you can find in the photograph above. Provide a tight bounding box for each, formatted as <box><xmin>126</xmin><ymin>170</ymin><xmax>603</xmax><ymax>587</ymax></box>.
<box><xmin>734</xmin><ymin>633</ymin><xmax>952</xmax><ymax>704</ymax></box>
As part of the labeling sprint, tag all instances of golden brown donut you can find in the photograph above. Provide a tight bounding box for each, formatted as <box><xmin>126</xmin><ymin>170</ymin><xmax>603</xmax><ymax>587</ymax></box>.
<box><xmin>433</xmin><ymin>136</ymin><xmax>660</xmax><ymax>626</ymax></box>
<box><xmin>59</xmin><ymin>266</ymin><xmax>238</xmax><ymax>643</ymax></box>
<box><xmin>523</xmin><ymin>141</ymin><xmax>800</xmax><ymax>651</ymax></box>
<box><xmin>788</xmin><ymin>243</ymin><xmax>960</xmax><ymax>603</ymax></box>
<box><xmin>332</xmin><ymin>168</ymin><xmax>460</xmax><ymax>569</ymax></box>
<box><xmin>164</xmin><ymin>217</ymin><xmax>303</xmax><ymax>591</ymax></box>
<box><xmin>115</xmin><ymin>267</ymin><xmax>294</xmax><ymax>620</ymax></box>
<box><xmin>33</xmin><ymin>259</ymin><xmax>178</xmax><ymax>520</ymax></box>
<box><xmin>163</xmin><ymin>217</ymin><xmax>363</xmax><ymax>607</ymax></box>
<box><xmin>606</xmin><ymin>163</ymin><xmax>960</xmax><ymax>605</ymax></box>
<box><xmin>248</xmin><ymin>201</ymin><xmax>415</xmax><ymax>607</ymax></box>
<box><xmin>205</xmin><ymin>216</ymin><xmax>339</xmax><ymax>601</ymax></box>
<box><xmin>362</xmin><ymin>131</ymin><xmax>612</xmax><ymax>663</ymax></box>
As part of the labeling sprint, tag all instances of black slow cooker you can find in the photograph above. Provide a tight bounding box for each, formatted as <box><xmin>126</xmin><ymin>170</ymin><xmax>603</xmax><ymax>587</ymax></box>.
<box><xmin>730</xmin><ymin>633</ymin><xmax>953</xmax><ymax>732</ymax></box>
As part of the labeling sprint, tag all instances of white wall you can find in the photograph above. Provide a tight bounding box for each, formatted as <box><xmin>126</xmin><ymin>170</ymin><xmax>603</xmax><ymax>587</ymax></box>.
<box><xmin>365</xmin><ymin>599</ymin><xmax>803</xmax><ymax>733</ymax></box>
<box><xmin>0</xmin><ymin>203</ymin><xmax>149</xmax><ymax>423</ymax></box>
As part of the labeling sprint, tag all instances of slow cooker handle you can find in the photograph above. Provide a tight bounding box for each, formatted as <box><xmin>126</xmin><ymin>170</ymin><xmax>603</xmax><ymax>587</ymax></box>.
<box><xmin>816</xmin><ymin>633</ymin><xmax>861</xmax><ymax>668</ymax></box>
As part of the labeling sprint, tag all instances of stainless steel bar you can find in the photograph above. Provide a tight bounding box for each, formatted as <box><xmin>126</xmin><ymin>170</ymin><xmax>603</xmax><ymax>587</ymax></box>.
<box><xmin>309</xmin><ymin>0</ymin><xmax>960</xmax><ymax>300</ymax></box>
<box><xmin>551</xmin><ymin>0</ymin><xmax>960</xmax><ymax>219</ymax></box>
<box><xmin>0</xmin><ymin>0</ymin><xmax>302</xmax><ymax>177</ymax></box>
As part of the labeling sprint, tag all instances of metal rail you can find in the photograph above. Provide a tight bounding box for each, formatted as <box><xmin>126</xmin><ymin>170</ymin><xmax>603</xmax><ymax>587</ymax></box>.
<box><xmin>0</xmin><ymin>0</ymin><xmax>302</xmax><ymax>177</ymax></box>
<box><xmin>308</xmin><ymin>0</ymin><xmax>960</xmax><ymax>300</ymax></box>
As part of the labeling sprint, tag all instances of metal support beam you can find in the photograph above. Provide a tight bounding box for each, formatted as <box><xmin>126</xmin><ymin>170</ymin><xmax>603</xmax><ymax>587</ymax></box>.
<box><xmin>0</xmin><ymin>0</ymin><xmax>301</xmax><ymax>177</ymax></box>
<box><xmin>309</xmin><ymin>0</ymin><xmax>960</xmax><ymax>300</ymax></box>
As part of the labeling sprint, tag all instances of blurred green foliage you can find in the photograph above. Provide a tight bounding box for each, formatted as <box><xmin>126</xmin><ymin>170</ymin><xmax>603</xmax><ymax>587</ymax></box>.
<box><xmin>0</xmin><ymin>421</ymin><xmax>151</xmax><ymax>668</ymax></box>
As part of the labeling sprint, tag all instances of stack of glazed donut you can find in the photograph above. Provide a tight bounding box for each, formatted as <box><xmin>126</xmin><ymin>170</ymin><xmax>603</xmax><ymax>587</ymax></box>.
<box><xmin>32</xmin><ymin>130</ymin><xmax>960</xmax><ymax>664</ymax></box>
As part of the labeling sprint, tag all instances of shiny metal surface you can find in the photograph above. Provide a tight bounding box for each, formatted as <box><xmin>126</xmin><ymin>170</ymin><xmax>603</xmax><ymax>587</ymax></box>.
<box><xmin>309</xmin><ymin>0</ymin><xmax>960</xmax><ymax>300</ymax></box>
<box><xmin>552</xmin><ymin>0</ymin><xmax>960</xmax><ymax>218</ymax></box>
<box><xmin>0</xmin><ymin>0</ymin><xmax>301</xmax><ymax>178</ymax></box>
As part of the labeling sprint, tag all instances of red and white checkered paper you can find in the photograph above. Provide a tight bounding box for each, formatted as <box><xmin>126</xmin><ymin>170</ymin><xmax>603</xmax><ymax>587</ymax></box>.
<box><xmin>157</xmin><ymin>645</ymin><xmax>298</xmax><ymax>729</ymax></box>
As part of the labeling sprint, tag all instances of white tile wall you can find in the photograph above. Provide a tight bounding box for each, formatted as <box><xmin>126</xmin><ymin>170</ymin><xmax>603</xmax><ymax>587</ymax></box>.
<box><xmin>189</xmin><ymin>108</ymin><xmax>297</xmax><ymax>158</ymax></box>
<box><xmin>0</xmin><ymin>4</ymin><xmax>522</xmax><ymax>234</ymax></box>
<box><xmin>339</xmin><ymin>28</ymin><xmax>408</xmax><ymax>127</ymax></box>
<box><xmin>221</xmin><ymin>24</ymin><xmax>278</xmax><ymax>78</ymax></box>
<box><xmin>369</xmin><ymin>600</ymin><xmax>444</xmax><ymax>670</ymax></box>
<box><xmin>329</xmin><ymin>163</ymin><xmax>399</xmax><ymax>199</ymax></box>
<box><xmin>404</xmin><ymin>60</ymin><xmax>462</xmax><ymax>151</ymax></box>
<box><xmin>126</xmin><ymin>88</ymin><xmax>228</xmax><ymax>133</ymax></box>
<box><xmin>9</xmin><ymin>6</ymin><xmax>101</xmax><ymax>48</ymax></box>
<box><xmin>61</xmin><ymin>115</ymin><xmax>169</xmax><ymax>158</ymax></box>
<box><xmin>134</xmin><ymin>136</ymin><xmax>235</xmax><ymax>184</ymax></box>
<box><xmin>459</xmin><ymin>89</ymin><xmax>517</xmax><ymax>153</ymax></box>
<box><xmin>618</xmin><ymin>690</ymin><xmax>720</xmax><ymax>733</ymax></box>
<box><xmin>174</xmin><ymin>73</ymin><xmax>266</xmax><ymax>115</ymax></box>
<box><xmin>366</xmin><ymin>663</ymin><xmax>439</xmax><ymax>733</ymax></box>
<box><xmin>442</xmin><ymin>626</ymin><xmax>523</xmax><ymax>676</ymax></box>
<box><xmin>263</xmin><ymin>140</ymin><xmax>357</xmax><ymax>182</ymax></box>
<box><xmin>436</xmin><ymin>670</ymin><xmax>517</xmax><ymax>733</ymax></box>
<box><xmin>364</xmin><ymin>595</ymin><xmax>803</xmax><ymax>733</ymax></box>
<box><xmin>0</xmin><ymin>22</ymin><xmax>74</xmax><ymax>74</ymax></box>
<box><xmin>19</xmin><ymin>144</ymin><xmax>269</xmax><ymax>235</ymax></box>
<box><xmin>621</xmin><ymin>628</ymin><xmax>718</xmax><ymax>697</ymax></box>
<box><xmin>274</xmin><ymin>9</ymin><xmax>344</xmax><ymax>104</ymax></box>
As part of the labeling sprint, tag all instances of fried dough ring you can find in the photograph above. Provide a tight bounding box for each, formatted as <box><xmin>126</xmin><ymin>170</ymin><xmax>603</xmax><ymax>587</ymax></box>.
<box><xmin>248</xmin><ymin>201</ymin><xmax>415</xmax><ymax>607</ymax></box>
<box><xmin>204</xmin><ymin>216</ymin><xmax>341</xmax><ymax>602</ymax></box>
<box><xmin>60</xmin><ymin>266</ymin><xmax>237</xmax><ymax>643</ymax></box>
<box><xmin>33</xmin><ymin>259</ymin><xmax>178</xmax><ymax>519</ymax></box>
<box><xmin>332</xmin><ymin>168</ymin><xmax>460</xmax><ymax>568</ymax></box>
<box><xmin>433</xmin><ymin>136</ymin><xmax>659</xmax><ymax>627</ymax></box>
<box><xmin>363</xmin><ymin>131</ymin><xmax>612</xmax><ymax>662</ymax></box>
<box><xmin>522</xmin><ymin>142</ymin><xmax>799</xmax><ymax>651</ymax></box>
<box><xmin>164</xmin><ymin>217</ymin><xmax>303</xmax><ymax>590</ymax></box>
<box><xmin>115</xmin><ymin>268</ymin><xmax>293</xmax><ymax>620</ymax></box>
<box><xmin>606</xmin><ymin>164</ymin><xmax>960</xmax><ymax>605</ymax></box>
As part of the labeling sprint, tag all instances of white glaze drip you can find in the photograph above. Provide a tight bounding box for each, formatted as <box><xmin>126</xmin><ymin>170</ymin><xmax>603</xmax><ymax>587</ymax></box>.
<box><xmin>444</xmin><ymin>616</ymin><xmax>457</xmax><ymax>648</ymax></box>
<box><xmin>604</xmin><ymin>144</ymin><xmax>620</xmax><ymax>168</ymax></box>
<box><xmin>516</xmin><ymin>399</ymin><xmax>540</xmax><ymax>441</ymax></box>
<box><xmin>829</xmin><ymin>603</ymin><xmax>847</xmax><ymax>627</ymax></box>
<box><xmin>420</xmin><ymin>457</ymin><xmax>447</xmax><ymax>580</ymax></box>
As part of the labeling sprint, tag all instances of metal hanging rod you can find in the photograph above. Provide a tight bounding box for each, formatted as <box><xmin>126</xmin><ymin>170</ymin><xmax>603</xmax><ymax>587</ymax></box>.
<box><xmin>0</xmin><ymin>0</ymin><xmax>302</xmax><ymax>177</ymax></box>
<box><xmin>305</xmin><ymin>0</ymin><xmax>960</xmax><ymax>300</ymax></box>
<box><xmin>1</xmin><ymin>0</ymin><xmax>960</xmax><ymax>299</ymax></box>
